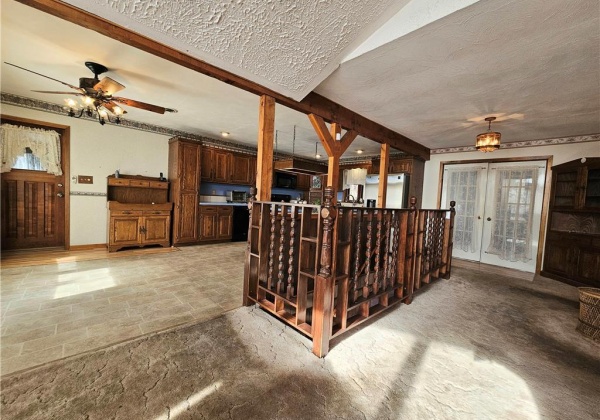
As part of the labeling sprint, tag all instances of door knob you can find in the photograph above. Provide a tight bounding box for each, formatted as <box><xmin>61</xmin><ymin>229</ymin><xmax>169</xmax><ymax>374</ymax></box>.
<box><xmin>57</xmin><ymin>192</ymin><xmax>64</xmax><ymax>198</ymax></box>
<box><xmin>486</xmin><ymin>217</ymin><xmax>492</xmax><ymax>221</ymax></box>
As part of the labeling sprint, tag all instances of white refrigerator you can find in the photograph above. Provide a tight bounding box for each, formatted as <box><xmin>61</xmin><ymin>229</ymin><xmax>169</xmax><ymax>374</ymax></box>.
<box><xmin>364</xmin><ymin>174</ymin><xmax>408</xmax><ymax>208</ymax></box>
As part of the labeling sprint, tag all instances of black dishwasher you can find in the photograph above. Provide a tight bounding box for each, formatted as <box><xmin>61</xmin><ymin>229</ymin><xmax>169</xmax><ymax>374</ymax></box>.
<box><xmin>231</xmin><ymin>205</ymin><xmax>250</xmax><ymax>242</ymax></box>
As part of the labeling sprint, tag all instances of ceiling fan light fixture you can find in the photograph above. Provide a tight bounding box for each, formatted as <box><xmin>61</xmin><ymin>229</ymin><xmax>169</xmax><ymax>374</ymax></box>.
<box><xmin>475</xmin><ymin>116</ymin><xmax>501</xmax><ymax>152</ymax></box>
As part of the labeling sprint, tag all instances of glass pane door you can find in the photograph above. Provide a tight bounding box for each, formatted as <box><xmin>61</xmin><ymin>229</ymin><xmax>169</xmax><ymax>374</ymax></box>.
<box><xmin>584</xmin><ymin>168</ymin><xmax>600</xmax><ymax>208</ymax></box>
<box><xmin>553</xmin><ymin>170</ymin><xmax>578</xmax><ymax>207</ymax></box>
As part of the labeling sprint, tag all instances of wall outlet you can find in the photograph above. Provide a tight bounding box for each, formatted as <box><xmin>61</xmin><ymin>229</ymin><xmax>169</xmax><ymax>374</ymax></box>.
<box><xmin>78</xmin><ymin>175</ymin><xmax>93</xmax><ymax>184</ymax></box>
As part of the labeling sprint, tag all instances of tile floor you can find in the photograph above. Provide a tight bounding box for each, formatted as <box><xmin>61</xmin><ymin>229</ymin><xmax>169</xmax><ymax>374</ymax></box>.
<box><xmin>0</xmin><ymin>243</ymin><xmax>246</xmax><ymax>376</ymax></box>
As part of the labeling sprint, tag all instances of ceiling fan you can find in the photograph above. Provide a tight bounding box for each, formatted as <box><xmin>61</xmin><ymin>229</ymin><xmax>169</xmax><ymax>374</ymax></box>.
<box><xmin>5</xmin><ymin>61</ymin><xmax>177</xmax><ymax>125</ymax></box>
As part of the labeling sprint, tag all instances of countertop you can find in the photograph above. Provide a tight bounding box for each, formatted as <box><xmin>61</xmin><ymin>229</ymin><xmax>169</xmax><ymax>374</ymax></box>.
<box><xmin>199</xmin><ymin>202</ymin><xmax>248</xmax><ymax>206</ymax></box>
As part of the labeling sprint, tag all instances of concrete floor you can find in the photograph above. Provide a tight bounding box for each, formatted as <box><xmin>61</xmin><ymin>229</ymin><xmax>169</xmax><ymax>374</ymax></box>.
<box><xmin>1</xmin><ymin>262</ymin><xmax>598</xmax><ymax>419</ymax></box>
<box><xmin>0</xmin><ymin>243</ymin><xmax>245</xmax><ymax>375</ymax></box>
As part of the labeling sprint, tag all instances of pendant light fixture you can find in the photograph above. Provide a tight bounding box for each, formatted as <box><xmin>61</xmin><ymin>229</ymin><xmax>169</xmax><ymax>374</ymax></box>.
<box><xmin>273</xmin><ymin>126</ymin><xmax>327</xmax><ymax>175</ymax></box>
<box><xmin>476</xmin><ymin>116</ymin><xmax>501</xmax><ymax>152</ymax></box>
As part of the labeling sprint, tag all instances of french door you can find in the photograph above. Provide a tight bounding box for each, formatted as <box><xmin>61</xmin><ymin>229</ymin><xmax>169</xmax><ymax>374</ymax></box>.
<box><xmin>441</xmin><ymin>160</ymin><xmax>547</xmax><ymax>273</ymax></box>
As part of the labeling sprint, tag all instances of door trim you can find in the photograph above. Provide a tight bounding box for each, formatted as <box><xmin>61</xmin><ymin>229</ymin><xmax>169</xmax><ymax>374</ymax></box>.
<box><xmin>437</xmin><ymin>155</ymin><xmax>552</xmax><ymax>274</ymax></box>
<box><xmin>1</xmin><ymin>114</ymin><xmax>71</xmax><ymax>250</ymax></box>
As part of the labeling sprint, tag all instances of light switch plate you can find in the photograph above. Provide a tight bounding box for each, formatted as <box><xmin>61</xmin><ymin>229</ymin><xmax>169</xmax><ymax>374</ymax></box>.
<box><xmin>78</xmin><ymin>175</ymin><xmax>93</xmax><ymax>184</ymax></box>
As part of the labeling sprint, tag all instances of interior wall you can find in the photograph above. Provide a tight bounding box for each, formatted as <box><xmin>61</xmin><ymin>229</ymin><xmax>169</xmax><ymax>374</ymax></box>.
<box><xmin>2</xmin><ymin>104</ymin><xmax>170</xmax><ymax>246</ymax></box>
<box><xmin>422</xmin><ymin>140</ymin><xmax>600</xmax><ymax>209</ymax></box>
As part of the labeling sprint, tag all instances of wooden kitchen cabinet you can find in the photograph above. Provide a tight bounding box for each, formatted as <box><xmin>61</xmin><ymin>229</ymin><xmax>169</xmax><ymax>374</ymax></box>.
<box><xmin>201</xmin><ymin>146</ymin><xmax>255</xmax><ymax>186</ymax></box>
<box><xmin>169</xmin><ymin>138</ymin><xmax>201</xmax><ymax>245</ymax></box>
<box><xmin>199</xmin><ymin>205</ymin><xmax>233</xmax><ymax>242</ymax></box>
<box><xmin>296</xmin><ymin>174</ymin><xmax>312</xmax><ymax>191</ymax></box>
<box><xmin>542</xmin><ymin>158</ymin><xmax>600</xmax><ymax>287</ymax></box>
<box><xmin>107</xmin><ymin>204</ymin><xmax>172</xmax><ymax>252</ymax></box>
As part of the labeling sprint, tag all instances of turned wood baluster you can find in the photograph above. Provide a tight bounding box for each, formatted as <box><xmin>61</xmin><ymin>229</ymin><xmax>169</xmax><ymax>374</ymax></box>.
<box><xmin>390</xmin><ymin>211</ymin><xmax>399</xmax><ymax>286</ymax></box>
<box><xmin>268</xmin><ymin>203</ymin><xmax>276</xmax><ymax>289</ymax></box>
<box><xmin>382</xmin><ymin>210</ymin><xmax>391</xmax><ymax>291</ymax></box>
<box><xmin>363</xmin><ymin>210</ymin><xmax>373</xmax><ymax>298</ymax></box>
<box><xmin>352</xmin><ymin>209</ymin><xmax>362</xmax><ymax>303</ymax></box>
<box><xmin>287</xmin><ymin>206</ymin><xmax>297</xmax><ymax>299</ymax></box>
<box><xmin>442</xmin><ymin>201</ymin><xmax>456</xmax><ymax>279</ymax></box>
<box><xmin>373</xmin><ymin>210</ymin><xmax>383</xmax><ymax>295</ymax></box>
<box><xmin>319</xmin><ymin>188</ymin><xmax>335</xmax><ymax>278</ymax></box>
<box><xmin>277</xmin><ymin>206</ymin><xmax>287</xmax><ymax>294</ymax></box>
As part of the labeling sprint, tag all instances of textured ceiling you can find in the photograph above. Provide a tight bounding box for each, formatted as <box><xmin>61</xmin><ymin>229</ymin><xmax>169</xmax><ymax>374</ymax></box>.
<box><xmin>316</xmin><ymin>0</ymin><xmax>600</xmax><ymax>148</ymax></box>
<box><xmin>61</xmin><ymin>0</ymin><xmax>408</xmax><ymax>101</ymax></box>
<box><xmin>0</xmin><ymin>0</ymin><xmax>382</xmax><ymax>159</ymax></box>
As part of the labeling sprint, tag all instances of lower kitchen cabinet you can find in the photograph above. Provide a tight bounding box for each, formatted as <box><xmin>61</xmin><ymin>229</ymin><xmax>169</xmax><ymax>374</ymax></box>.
<box><xmin>107</xmin><ymin>203</ymin><xmax>172</xmax><ymax>252</ymax></box>
<box><xmin>199</xmin><ymin>205</ymin><xmax>233</xmax><ymax>242</ymax></box>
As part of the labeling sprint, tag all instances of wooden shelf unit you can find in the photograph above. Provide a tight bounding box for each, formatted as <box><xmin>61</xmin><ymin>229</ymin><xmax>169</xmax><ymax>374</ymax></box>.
<box><xmin>106</xmin><ymin>175</ymin><xmax>172</xmax><ymax>252</ymax></box>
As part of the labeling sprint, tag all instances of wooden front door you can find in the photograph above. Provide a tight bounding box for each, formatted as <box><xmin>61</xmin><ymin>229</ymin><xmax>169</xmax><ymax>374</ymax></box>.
<box><xmin>1</xmin><ymin>116</ymin><xmax>69</xmax><ymax>250</ymax></box>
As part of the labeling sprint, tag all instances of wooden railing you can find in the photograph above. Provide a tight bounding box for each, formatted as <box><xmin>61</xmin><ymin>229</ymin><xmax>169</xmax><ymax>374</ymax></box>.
<box><xmin>243</xmin><ymin>187</ymin><xmax>455</xmax><ymax>357</ymax></box>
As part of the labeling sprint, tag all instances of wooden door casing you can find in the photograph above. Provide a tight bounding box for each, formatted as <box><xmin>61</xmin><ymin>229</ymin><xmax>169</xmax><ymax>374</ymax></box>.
<box><xmin>1</xmin><ymin>115</ymin><xmax>70</xmax><ymax>250</ymax></box>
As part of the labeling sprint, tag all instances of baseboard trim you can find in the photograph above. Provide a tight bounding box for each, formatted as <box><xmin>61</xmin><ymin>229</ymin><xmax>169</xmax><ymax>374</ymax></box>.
<box><xmin>453</xmin><ymin>258</ymin><xmax>535</xmax><ymax>281</ymax></box>
<box><xmin>69</xmin><ymin>243</ymin><xmax>107</xmax><ymax>251</ymax></box>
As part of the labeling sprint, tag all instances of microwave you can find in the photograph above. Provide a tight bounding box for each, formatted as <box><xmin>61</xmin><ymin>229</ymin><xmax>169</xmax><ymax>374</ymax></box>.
<box><xmin>227</xmin><ymin>190</ymin><xmax>248</xmax><ymax>203</ymax></box>
<box><xmin>274</xmin><ymin>172</ymin><xmax>297</xmax><ymax>189</ymax></box>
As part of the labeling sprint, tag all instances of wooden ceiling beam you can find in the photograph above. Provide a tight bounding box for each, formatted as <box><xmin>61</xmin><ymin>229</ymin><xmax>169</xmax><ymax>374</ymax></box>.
<box><xmin>15</xmin><ymin>0</ymin><xmax>430</xmax><ymax>160</ymax></box>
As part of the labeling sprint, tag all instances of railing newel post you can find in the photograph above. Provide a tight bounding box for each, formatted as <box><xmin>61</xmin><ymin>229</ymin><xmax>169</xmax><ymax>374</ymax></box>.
<box><xmin>442</xmin><ymin>201</ymin><xmax>456</xmax><ymax>279</ymax></box>
<box><xmin>312</xmin><ymin>187</ymin><xmax>336</xmax><ymax>357</ymax></box>
<box><xmin>243</xmin><ymin>187</ymin><xmax>257</xmax><ymax>306</ymax></box>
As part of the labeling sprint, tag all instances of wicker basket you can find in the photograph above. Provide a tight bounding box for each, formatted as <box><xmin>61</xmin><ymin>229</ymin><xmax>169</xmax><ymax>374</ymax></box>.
<box><xmin>577</xmin><ymin>287</ymin><xmax>600</xmax><ymax>341</ymax></box>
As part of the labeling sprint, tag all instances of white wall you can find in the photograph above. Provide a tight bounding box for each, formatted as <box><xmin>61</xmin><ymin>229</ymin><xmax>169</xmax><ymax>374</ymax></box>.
<box><xmin>2</xmin><ymin>104</ymin><xmax>171</xmax><ymax>246</ymax></box>
<box><xmin>422</xmin><ymin>140</ymin><xmax>600</xmax><ymax>208</ymax></box>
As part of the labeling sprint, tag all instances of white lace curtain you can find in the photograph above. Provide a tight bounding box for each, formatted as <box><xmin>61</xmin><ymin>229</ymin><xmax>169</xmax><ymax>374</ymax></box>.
<box><xmin>444</xmin><ymin>167</ymin><xmax>485</xmax><ymax>253</ymax></box>
<box><xmin>486</xmin><ymin>166</ymin><xmax>538</xmax><ymax>262</ymax></box>
<box><xmin>0</xmin><ymin>124</ymin><xmax>62</xmax><ymax>175</ymax></box>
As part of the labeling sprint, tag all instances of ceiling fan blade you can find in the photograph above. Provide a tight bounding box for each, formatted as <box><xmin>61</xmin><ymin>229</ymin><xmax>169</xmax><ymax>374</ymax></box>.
<box><xmin>94</xmin><ymin>77</ymin><xmax>125</xmax><ymax>95</ymax></box>
<box><xmin>4</xmin><ymin>62</ymin><xmax>84</xmax><ymax>92</ymax></box>
<box><xmin>103</xmin><ymin>101</ymin><xmax>127</xmax><ymax>115</ymax></box>
<box><xmin>32</xmin><ymin>90</ymin><xmax>84</xmax><ymax>95</ymax></box>
<box><xmin>112</xmin><ymin>97</ymin><xmax>167</xmax><ymax>114</ymax></box>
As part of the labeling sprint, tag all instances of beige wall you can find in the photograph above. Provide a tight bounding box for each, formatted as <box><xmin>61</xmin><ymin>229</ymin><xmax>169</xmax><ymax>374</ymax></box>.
<box><xmin>2</xmin><ymin>104</ymin><xmax>170</xmax><ymax>246</ymax></box>
<box><xmin>422</xmin><ymin>140</ymin><xmax>600</xmax><ymax>209</ymax></box>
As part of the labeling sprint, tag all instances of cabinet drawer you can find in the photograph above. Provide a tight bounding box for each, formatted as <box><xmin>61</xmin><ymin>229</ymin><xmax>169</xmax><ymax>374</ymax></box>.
<box><xmin>200</xmin><ymin>206</ymin><xmax>218</xmax><ymax>213</ymax></box>
<box><xmin>143</xmin><ymin>210</ymin><xmax>171</xmax><ymax>216</ymax></box>
<box><xmin>111</xmin><ymin>210</ymin><xmax>143</xmax><ymax>216</ymax></box>
<box><xmin>108</xmin><ymin>178</ymin><xmax>130</xmax><ymax>186</ymax></box>
<box><xmin>129</xmin><ymin>180</ymin><xmax>150</xmax><ymax>188</ymax></box>
<box><xmin>218</xmin><ymin>206</ymin><xmax>233</xmax><ymax>214</ymax></box>
<box><xmin>148</xmin><ymin>181</ymin><xmax>168</xmax><ymax>189</ymax></box>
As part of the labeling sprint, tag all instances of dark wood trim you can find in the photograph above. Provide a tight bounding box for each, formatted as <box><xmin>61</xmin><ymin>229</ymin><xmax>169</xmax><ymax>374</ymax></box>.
<box><xmin>437</xmin><ymin>155</ymin><xmax>552</xmax><ymax>273</ymax></box>
<box><xmin>15</xmin><ymin>0</ymin><xmax>429</xmax><ymax>161</ymax></box>
<box><xmin>1</xmin><ymin>114</ymin><xmax>70</xmax><ymax>250</ymax></box>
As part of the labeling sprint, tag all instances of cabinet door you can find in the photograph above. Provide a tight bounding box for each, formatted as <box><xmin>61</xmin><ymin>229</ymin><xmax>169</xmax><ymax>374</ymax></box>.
<box><xmin>230</xmin><ymin>154</ymin><xmax>252</xmax><ymax>185</ymax></box>
<box><xmin>201</xmin><ymin>148</ymin><xmax>214</xmax><ymax>181</ymax></box>
<box><xmin>179</xmin><ymin>142</ymin><xmax>201</xmax><ymax>192</ymax></box>
<box><xmin>217</xmin><ymin>208</ymin><xmax>233</xmax><ymax>240</ymax></box>
<box><xmin>296</xmin><ymin>174</ymin><xmax>312</xmax><ymax>191</ymax></box>
<box><xmin>582</xmin><ymin>166</ymin><xmax>600</xmax><ymax>209</ymax></box>
<box><xmin>175</xmin><ymin>193</ymin><xmax>199</xmax><ymax>243</ymax></box>
<box><xmin>552</xmin><ymin>168</ymin><xmax>580</xmax><ymax>209</ymax></box>
<box><xmin>575</xmin><ymin>246</ymin><xmax>600</xmax><ymax>286</ymax></box>
<box><xmin>543</xmin><ymin>241</ymin><xmax>577</xmax><ymax>278</ymax></box>
<box><xmin>213</xmin><ymin>150</ymin><xmax>231</xmax><ymax>183</ymax></box>
<box><xmin>199</xmin><ymin>212</ymin><xmax>218</xmax><ymax>241</ymax></box>
<box><xmin>143</xmin><ymin>216</ymin><xmax>170</xmax><ymax>243</ymax></box>
<box><xmin>110</xmin><ymin>217</ymin><xmax>140</xmax><ymax>246</ymax></box>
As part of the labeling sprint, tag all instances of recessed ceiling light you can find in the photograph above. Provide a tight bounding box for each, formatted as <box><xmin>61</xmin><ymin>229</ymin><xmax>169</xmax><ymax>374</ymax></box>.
<box><xmin>221</xmin><ymin>131</ymin><xmax>230</xmax><ymax>137</ymax></box>
<box><xmin>356</xmin><ymin>149</ymin><xmax>364</xmax><ymax>154</ymax></box>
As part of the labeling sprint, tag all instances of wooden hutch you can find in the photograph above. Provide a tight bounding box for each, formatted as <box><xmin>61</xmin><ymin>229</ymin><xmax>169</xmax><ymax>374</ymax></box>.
<box><xmin>542</xmin><ymin>158</ymin><xmax>600</xmax><ymax>287</ymax></box>
<box><xmin>106</xmin><ymin>174</ymin><xmax>173</xmax><ymax>252</ymax></box>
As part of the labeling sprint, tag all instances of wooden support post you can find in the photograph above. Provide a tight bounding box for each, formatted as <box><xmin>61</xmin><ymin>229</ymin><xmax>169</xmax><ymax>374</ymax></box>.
<box><xmin>243</xmin><ymin>187</ymin><xmax>257</xmax><ymax>306</ymax></box>
<box><xmin>308</xmin><ymin>114</ymin><xmax>357</xmax><ymax>205</ymax></box>
<box><xmin>312</xmin><ymin>187</ymin><xmax>336</xmax><ymax>357</ymax></box>
<box><xmin>378</xmin><ymin>143</ymin><xmax>390</xmax><ymax>208</ymax></box>
<box><xmin>256</xmin><ymin>95</ymin><xmax>275</xmax><ymax>201</ymax></box>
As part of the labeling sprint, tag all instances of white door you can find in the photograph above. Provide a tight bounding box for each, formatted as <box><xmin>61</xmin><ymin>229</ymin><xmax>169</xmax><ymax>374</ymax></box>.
<box><xmin>441</xmin><ymin>163</ymin><xmax>489</xmax><ymax>261</ymax></box>
<box><xmin>480</xmin><ymin>161</ymin><xmax>547</xmax><ymax>272</ymax></box>
<box><xmin>441</xmin><ymin>160</ymin><xmax>547</xmax><ymax>273</ymax></box>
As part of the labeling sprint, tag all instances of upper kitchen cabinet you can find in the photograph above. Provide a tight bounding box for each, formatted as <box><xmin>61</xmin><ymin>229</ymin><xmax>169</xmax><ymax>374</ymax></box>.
<box><xmin>201</xmin><ymin>145</ymin><xmax>256</xmax><ymax>186</ymax></box>
<box><xmin>201</xmin><ymin>147</ymin><xmax>230</xmax><ymax>183</ymax></box>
